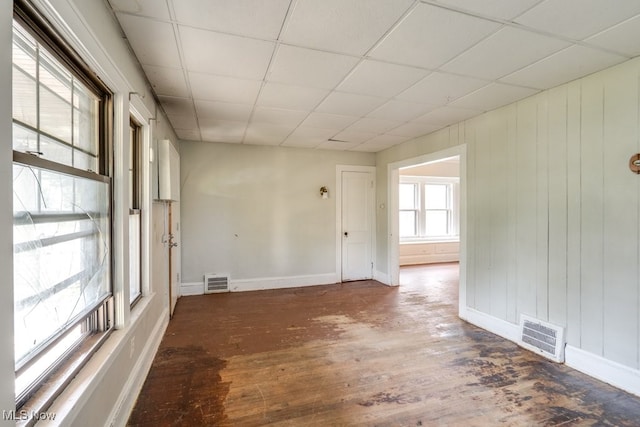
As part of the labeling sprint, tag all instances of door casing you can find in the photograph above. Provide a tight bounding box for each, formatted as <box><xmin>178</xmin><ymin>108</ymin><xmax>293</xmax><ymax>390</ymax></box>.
<box><xmin>336</xmin><ymin>165</ymin><xmax>376</xmax><ymax>282</ymax></box>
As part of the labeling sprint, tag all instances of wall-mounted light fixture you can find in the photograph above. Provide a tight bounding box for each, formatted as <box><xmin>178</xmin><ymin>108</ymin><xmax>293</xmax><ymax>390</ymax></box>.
<box><xmin>320</xmin><ymin>186</ymin><xmax>329</xmax><ymax>199</ymax></box>
<box><xmin>630</xmin><ymin>153</ymin><xmax>640</xmax><ymax>174</ymax></box>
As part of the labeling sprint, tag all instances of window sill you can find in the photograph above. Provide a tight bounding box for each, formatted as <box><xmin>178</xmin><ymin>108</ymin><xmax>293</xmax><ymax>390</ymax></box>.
<box><xmin>33</xmin><ymin>293</ymin><xmax>164</xmax><ymax>426</ymax></box>
<box><xmin>400</xmin><ymin>238</ymin><xmax>460</xmax><ymax>245</ymax></box>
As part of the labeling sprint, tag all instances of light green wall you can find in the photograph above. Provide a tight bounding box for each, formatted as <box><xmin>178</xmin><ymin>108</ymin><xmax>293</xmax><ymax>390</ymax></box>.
<box><xmin>376</xmin><ymin>56</ymin><xmax>640</xmax><ymax>371</ymax></box>
<box><xmin>180</xmin><ymin>142</ymin><xmax>375</xmax><ymax>283</ymax></box>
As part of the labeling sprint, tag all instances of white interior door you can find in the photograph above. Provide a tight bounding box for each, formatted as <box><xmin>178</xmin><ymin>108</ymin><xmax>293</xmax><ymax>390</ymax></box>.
<box><xmin>168</xmin><ymin>202</ymin><xmax>180</xmax><ymax>316</ymax></box>
<box><xmin>341</xmin><ymin>170</ymin><xmax>374</xmax><ymax>281</ymax></box>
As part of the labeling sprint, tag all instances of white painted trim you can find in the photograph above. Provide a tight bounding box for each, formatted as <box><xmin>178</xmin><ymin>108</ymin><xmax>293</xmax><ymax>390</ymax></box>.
<box><xmin>460</xmin><ymin>307</ymin><xmax>521</xmax><ymax>343</ymax></box>
<box><xmin>374</xmin><ymin>270</ymin><xmax>393</xmax><ymax>286</ymax></box>
<box><xmin>180</xmin><ymin>282</ymin><xmax>204</xmax><ymax>296</ymax></box>
<box><xmin>336</xmin><ymin>165</ymin><xmax>377</xmax><ymax>282</ymax></box>
<box><xmin>182</xmin><ymin>273</ymin><xmax>342</xmax><ymax>295</ymax></box>
<box><xmin>46</xmin><ymin>296</ymin><xmax>169</xmax><ymax>425</ymax></box>
<box><xmin>108</xmin><ymin>305</ymin><xmax>169</xmax><ymax>426</ymax></box>
<box><xmin>231</xmin><ymin>273</ymin><xmax>340</xmax><ymax>292</ymax></box>
<box><xmin>565</xmin><ymin>345</ymin><xmax>640</xmax><ymax>397</ymax></box>
<box><xmin>386</xmin><ymin>145</ymin><xmax>467</xmax><ymax>308</ymax></box>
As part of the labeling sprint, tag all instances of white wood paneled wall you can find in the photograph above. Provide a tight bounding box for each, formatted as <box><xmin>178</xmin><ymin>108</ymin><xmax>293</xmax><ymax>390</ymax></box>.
<box><xmin>462</xmin><ymin>58</ymin><xmax>640</xmax><ymax>370</ymax></box>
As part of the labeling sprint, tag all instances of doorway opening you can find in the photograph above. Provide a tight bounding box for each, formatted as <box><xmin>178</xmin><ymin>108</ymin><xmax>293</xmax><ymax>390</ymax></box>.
<box><xmin>388</xmin><ymin>145</ymin><xmax>466</xmax><ymax>316</ymax></box>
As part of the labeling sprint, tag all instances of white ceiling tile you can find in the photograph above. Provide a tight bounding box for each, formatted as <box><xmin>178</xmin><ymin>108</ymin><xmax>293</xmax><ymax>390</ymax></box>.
<box><xmin>367</xmin><ymin>100</ymin><xmax>436</xmax><ymax>122</ymax></box>
<box><xmin>243</xmin><ymin>123</ymin><xmax>294</xmax><ymax>145</ymax></box>
<box><xmin>434</xmin><ymin>0</ymin><xmax>541</xmax><ymax>20</ymax></box>
<box><xmin>315</xmin><ymin>92</ymin><xmax>387</xmax><ymax>116</ymax></box>
<box><xmin>450</xmin><ymin>82</ymin><xmax>539</xmax><ymax>110</ymax></box>
<box><xmin>350</xmin><ymin>134</ymin><xmax>409</xmax><ymax>151</ymax></box>
<box><xmin>387</xmin><ymin>122</ymin><xmax>442</xmax><ymax>138</ymax></box>
<box><xmin>250</xmin><ymin>107</ymin><xmax>309</xmax><ymax>127</ymax></box>
<box><xmin>167</xmin><ymin>113</ymin><xmax>198</xmax><ymax>129</ymax></box>
<box><xmin>586</xmin><ymin>15</ymin><xmax>640</xmax><ymax>57</ymax></box>
<box><xmin>175</xmin><ymin>128</ymin><xmax>202</xmax><ymax>141</ymax></box>
<box><xmin>499</xmin><ymin>45</ymin><xmax>627</xmax><ymax>89</ymax></box>
<box><xmin>366</xmin><ymin>134</ymin><xmax>410</xmax><ymax>146</ymax></box>
<box><xmin>349</xmin><ymin>143</ymin><xmax>382</xmax><ymax>152</ymax></box>
<box><xmin>397</xmin><ymin>72</ymin><xmax>488</xmax><ymax>105</ymax></box>
<box><xmin>188</xmin><ymin>72</ymin><xmax>261</xmax><ymax>104</ymax></box>
<box><xmin>413</xmin><ymin>106</ymin><xmax>482</xmax><ymax>126</ymax></box>
<box><xmin>199</xmin><ymin>119</ymin><xmax>246</xmax><ymax>143</ymax></box>
<box><xmin>301</xmin><ymin>112</ymin><xmax>359</xmax><ymax>130</ymax></box>
<box><xmin>315</xmin><ymin>140</ymin><xmax>361</xmax><ymax>151</ymax></box>
<box><xmin>282</xmin><ymin>127</ymin><xmax>336</xmax><ymax>148</ymax></box>
<box><xmin>344</xmin><ymin>117</ymin><xmax>404</xmax><ymax>134</ymax></box>
<box><xmin>257</xmin><ymin>82</ymin><xmax>329</xmax><ymax>110</ymax></box>
<box><xmin>337</xmin><ymin>60</ymin><xmax>429</xmax><ymax>98</ymax></box>
<box><xmin>142</xmin><ymin>65</ymin><xmax>189</xmax><ymax>97</ymax></box>
<box><xmin>109</xmin><ymin>0</ymin><xmax>170</xmax><ymax>20</ymax></box>
<box><xmin>281</xmin><ymin>0</ymin><xmax>414</xmax><ymax>55</ymax></box>
<box><xmin>441</xmin><ymin>27</ymin><xmax>570</xmax><ymax>80</ymax></box>
<box><xmin>515</xmin><ymin>0</ymin><xmax>640</xmax><ymax>40</ymax></box>
<box><xmin>180</xmin><ymin>26</ymin><xmax>274</xmax><ymax>80</ymax></box>
<box><xmin>158</xmin><ymin>96</ymin><xmax>195</xmax><ymax>117</ymax></box>
<box><xmin>350</xmin><ymin>135</ymin><xmax>410</xmax><ymax>153</ymax></box>
<box><xmin>116</xmin><ymin>14</ymin><xmax>180</xmax><ymax>67</ymax></box>
<box><xmin>267</xmin><ymin>45</ymin><xmax>360</xmax><ymax>89</ymax></box>
<box><xmin>195</xmin><ymin>99</ymin><xmax>253</xmax><ymax>122</ymax></box>
<box><xmin>330</xmin><ymin>130</ymin><xmax>378</xmax><ymax>144</ymax></box>
<box><xmin>369</xmin><ymin>3</ymin><xmax>502</xmax><ymax>69</ymax></box>
<box><xmin>172</xmin><ymin>0</ymin><xmax>291</xmax><ymax>39</ymax></box>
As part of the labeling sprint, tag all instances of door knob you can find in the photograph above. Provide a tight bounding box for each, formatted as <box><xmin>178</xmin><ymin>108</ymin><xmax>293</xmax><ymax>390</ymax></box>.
<box><xmin>344</xmin><ymin>231</ymin><xmax>348</xmax><ymax>237</ymax></box>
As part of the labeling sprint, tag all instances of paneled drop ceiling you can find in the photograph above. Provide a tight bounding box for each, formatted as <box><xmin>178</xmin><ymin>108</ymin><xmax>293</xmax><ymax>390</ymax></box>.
<box><xmin>108</xmin><ymin>0</ymin><xmax>640</xmax><ymax>152</ymax></box>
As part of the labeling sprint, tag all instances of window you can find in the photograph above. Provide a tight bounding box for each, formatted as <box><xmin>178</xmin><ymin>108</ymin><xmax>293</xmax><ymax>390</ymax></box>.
<box><xmin>129</xmin><ymin>119</ymin><xmax>141</xmax><ymax>305</ymax></box>
<box><xmin>12</xmin><ymin>3</ymin><xmax>112</xmax><ymax>409</ymax></box>
<box><xmin>399</xmin><ymin>176</ymin><xmax>459</xmax><ymax>241</ymax></box>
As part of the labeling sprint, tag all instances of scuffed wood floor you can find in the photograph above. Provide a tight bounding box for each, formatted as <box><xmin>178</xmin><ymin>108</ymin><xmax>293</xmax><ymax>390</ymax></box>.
<box><xmin>128</xmin><ymin>263</ymin><xmax>640</xmax><ymax>426</ymax></box>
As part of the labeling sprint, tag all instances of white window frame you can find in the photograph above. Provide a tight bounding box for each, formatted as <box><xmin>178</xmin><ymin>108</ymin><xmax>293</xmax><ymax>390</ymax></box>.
<box><xmin>399</xmin><ymin>175</ymin><xmax>460</xmax><ymax>243</ymax></box>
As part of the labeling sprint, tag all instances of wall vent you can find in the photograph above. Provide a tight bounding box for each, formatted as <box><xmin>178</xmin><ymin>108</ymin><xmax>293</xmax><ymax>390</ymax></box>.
<box><xmin>204</xmin><ymin>274</ymin><xmax>229</xmax><ymax>294</ymax></box>
<box><xmin>519</xmin><ymin>314</ymin><xmax>566</xmax><ymax>363</ymax></box>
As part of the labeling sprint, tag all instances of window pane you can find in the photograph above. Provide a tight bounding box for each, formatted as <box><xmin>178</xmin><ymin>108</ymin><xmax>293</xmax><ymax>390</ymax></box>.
<box><xmin>73</xmin><ymin>150</ymin><xmax>98</xmax><ymax>172</ymax></box>
<box><xmin>399</xmin><ymin>210</ymin><xmax>417</xmax><ymax>237</ymax></box>
<box><xmin>41</xmin><ymin>135</ymin><xmax>72</xmax><ymax>166</ymax></box>
<box><xmin>425</xmin><ymin>184</ymin><xmax>448</xmax><ymax>209</ymax></box>
<box><xmin>399</xmin><ymin>183</ymin><xmax>417</xmax><ymax>210</ymax></box>
<box><xmin>425</xmin><ymin>210</ymin><xmax>448</xmax><ymax>236</ymax></box>
<box><xmin>12</xmin><ymin>25</ymin><xmax>37</xmax><ymax>128</ymax></box>
<box><xmin>73</xmin><ymin>82</ymin><xmax>99</xmax><ymax>156</ymax></box>
<box><xmin>13</xmin><ymin>164</ymin><xmax>111</xmax><ymax>366</ymax></box>
<box><xmin>13</xmin><ymin>123</ymin><xmax>38</xmax><ymax>154</ymax></box>
<box><xmin>129</xmin><ymin>213</ymin><xmax>141</xmax><ymax>304</ymax></box>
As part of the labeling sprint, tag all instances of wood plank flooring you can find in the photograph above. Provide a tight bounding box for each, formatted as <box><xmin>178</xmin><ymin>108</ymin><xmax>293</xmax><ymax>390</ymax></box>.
<box><xmin>128</xmin><ymin>263</ymin><xmax>640</xmax><ymax>426</ymax></box>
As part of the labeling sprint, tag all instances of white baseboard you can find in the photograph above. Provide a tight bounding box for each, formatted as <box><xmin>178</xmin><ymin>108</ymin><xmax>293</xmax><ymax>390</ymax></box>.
<box><xmin>461</xmin><ymin>308</ymin><xmax>640</xmax><ymax>398</ymax></box>
<box><xmin>182</xmin><ymin>274</ymin><xmax>340</xmax><ymax>295</ymax></box>
<box><xmin>374</xmin><ymin>270</ymin><xmax>393</xmax><ymax>286</ymax></box>
<box><xmin>232</xmin><ymin>273</ymin><xmax>339</xmax><ymax>292</ymax></box>
<box><xmin>180</xmin><ymin>282</ymin><xmax>204</xmax><ymax>296</ymax></box>
<box><xmin>459</xmin><ymin>307</ymin><xmax>520</xmax><ymax>342</ymax></box>
<box><xmin>109</xmin><ymin>305</ymin><xmax>170</xmax><ymax>426</ymax></box>
<box><xmin>565</xmin><ymin>345</ymin><xmax>640</xmax><ymax>398</ymax></box>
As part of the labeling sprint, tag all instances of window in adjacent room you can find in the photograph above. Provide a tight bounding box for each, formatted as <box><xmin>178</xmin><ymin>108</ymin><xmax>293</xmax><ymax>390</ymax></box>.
<box><xmin>399</xmin><ymin>176</ymin><xmax>459</xmax><ymax>241</ymax></box>
<box><xmin>12</xmin><ymin>2</ymin><xmax>113</xmax><ymax>409</ymax></box>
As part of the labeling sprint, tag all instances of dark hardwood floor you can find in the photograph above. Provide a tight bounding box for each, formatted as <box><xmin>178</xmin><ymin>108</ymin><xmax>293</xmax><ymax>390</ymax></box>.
<box><xmin>128</xmin><ymin>263</ymin><xmax>640</xmax><ymax>426</ymax></box>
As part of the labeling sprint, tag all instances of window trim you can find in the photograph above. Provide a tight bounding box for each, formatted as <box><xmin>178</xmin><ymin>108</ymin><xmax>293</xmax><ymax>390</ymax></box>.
<box><xmin>399</xmin><ymin>175</ymin><xmax>460</xmax><ymax>243</ymax></box>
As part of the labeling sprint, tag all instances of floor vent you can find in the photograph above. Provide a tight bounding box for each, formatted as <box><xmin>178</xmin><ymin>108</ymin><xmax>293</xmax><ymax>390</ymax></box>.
<box><xmin>204</xmin><ymin>274</ymin><xmax>229</xmax><ymax>294</ymax></box>
<box><xmin>519</xmin><ymin>314</ymin><xmax>565</xmax><ymax>363</ymax></box>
